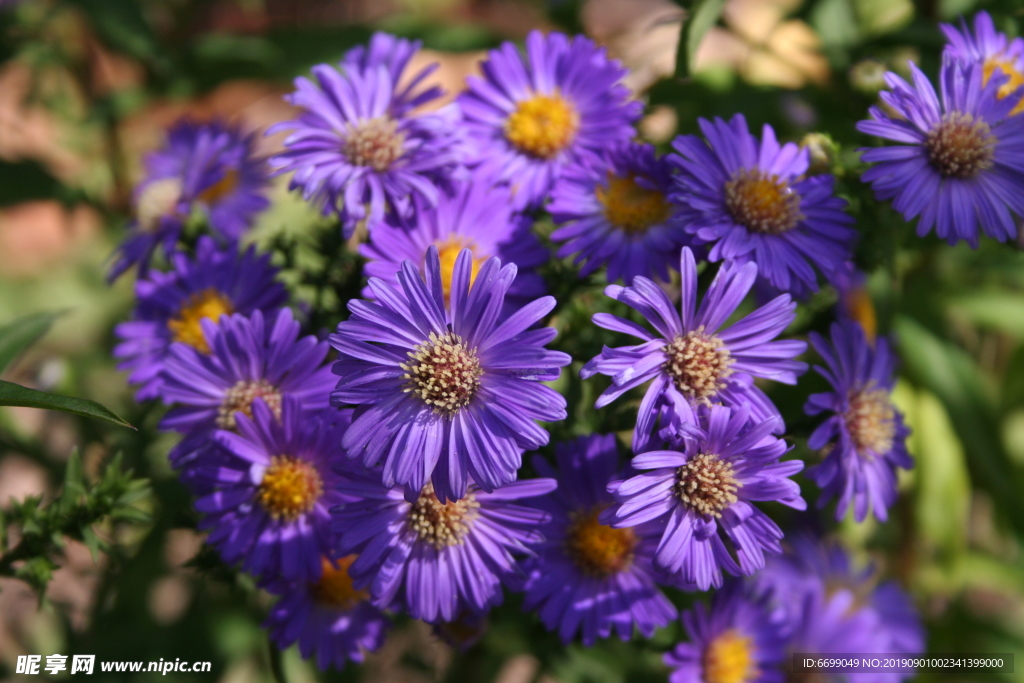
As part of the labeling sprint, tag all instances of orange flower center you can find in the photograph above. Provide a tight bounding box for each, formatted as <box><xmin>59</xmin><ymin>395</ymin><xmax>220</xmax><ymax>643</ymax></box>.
<box><xmin>436</xmin><ymin>239</ymin><xmax>485</xmax><ymax>300</ymax></box>
<box><xmin>505</xmin><ymin>93</ymin><xmax>579</xmax><ymax>159</ymax></box>
<box><xmin>565</xmin><ymin>508</ymin><xmax>636</xmax><ymax>577</ymax></box>
<box><xmin>167</xmin><ymin>288</ymin><xmax>234</xmax><ymax>354</ymax></box>
<box><xmin>597</xmin><ymin>174</ymin><xmax>672</xmax><ymax>234</ymax></box>
<box><xmin>311</xmin><ymin>556</ymin><xmax>367</xmax><ymax>609</ymax></box>
<box><xmin>703</xmin><ymin>629</ymin><xmax>758</xmax><ymax>683</ymax></box>
<box><xmin>257</xmin><ymin>455</ymin><xmax>323</xmax><ymax>521</ymax></box>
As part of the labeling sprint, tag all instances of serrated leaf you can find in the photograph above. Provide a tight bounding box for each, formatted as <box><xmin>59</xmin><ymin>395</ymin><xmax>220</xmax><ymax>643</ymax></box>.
<box><xmin>0</xmin><ymin>311</ymin><xmax>62</xmax><ymax>375</ymax></box>
<box><xmin>0</xmin><ymin>380</ymin><xmax>133</xmax><ymax>429</ymax></box>
<box><xmin>674</xmin><ymin>0</ymin><xmax>727</xmax><ymax>78</ymax></box>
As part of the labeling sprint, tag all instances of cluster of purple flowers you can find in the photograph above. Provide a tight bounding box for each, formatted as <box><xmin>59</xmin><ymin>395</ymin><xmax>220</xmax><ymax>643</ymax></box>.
<box><xmin>108</xmin><ymin>10</ymin><xmax>1024</xmax><ymax>673</ymax></box>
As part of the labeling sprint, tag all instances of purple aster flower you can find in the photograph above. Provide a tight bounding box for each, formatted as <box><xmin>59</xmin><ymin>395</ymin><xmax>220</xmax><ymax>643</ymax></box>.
<box><xmin>341</xmin><ymin>32</ymin><xmax>443</xmax><ymax>107</ymax></box>
<box><xmin>457</xmin><ymin>30</ymin><xmax>641</xmax><ymax>210</ymax></box>
<box><xmin>113</xmin><ymin>237</ymin><xmax>287</xmax><ymax>402</ymax></box>
<box><xmin>668</xmin><ymin>114</ymin><xmax>856</xmax><ymax>299</ymax></box>
<box><xmin>359</xmin><ymin>179</ymin><xmax>547</xmax><ymax>310</ymax></box>
<box><xmin>193</xmin><ymin>398</ymin><xmax>350</xmax><ymax>581</ymax></box>
<box><xmin>331</xmin><ymin>471</ymin><xmax>556</xmax><ymax>623</ymax></box>
<box><xmin>158</xmin><ymin>308</ymin><xmax>336</xmax><ymax>472</ymax></box>
<box><xmin>264</xmin><ymin>554</ymin><xmax>390</xmax><ymax>671</ymax></box>
<box><xmin>110</xmin><ymin>119</ymin><xmax>270</xmax><ymax>280</ymax></box>
<box><xmin>549</xmin><ymin>142</ymin><xmax>687</xmax><ymax>284</ymax></box>
<box><xmin>804</xmin><ymin>320</ymin><xmax>912</xmax><ymax>522</ymax></box>
<box><xmin>602</xmin><ymin>404</ymin><xmax>805</xmax><ymax>590</ymax></box>
<box><xmin>268</xmin><ymin>38</ymin><xmax>463</xmax><ymax>236</ymax></box>
<box><xmin>857</xmin><ymin>59</ymin><xmax>1024</xmax><ymax>246</ymax></box>
<box><xmin>664</xmin><ymin>580</ymin><xmax>787</xmax><ymax>683</ymax></box>
<box><xmin>329</xmin><ymin>246</ymin><xmax>570</xmax><ymax>503</ymax></box>
<box><xmin>581</xmin><ymin>247</ymin><xmax>807</xmax><ymax>452</ymax></box>
<box><xmin>518</xmin><ymin>434</ymin><xmax>677</xmax><ymax>645</ymax></box>
<box><xmin>943</xmin><ymin>11</ymin><xmax>1024</xmax><ymax>116</ymax></box>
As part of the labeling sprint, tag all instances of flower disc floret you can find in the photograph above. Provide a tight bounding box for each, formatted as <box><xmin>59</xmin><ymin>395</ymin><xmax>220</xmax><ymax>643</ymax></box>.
<box><xmin>311</xmin><ymin>556</ymin><xmax>368</xmax><ymax>609</ymax></box>
<box><xmin>409</xmin><ymin>484</ymin><xmax>480</xmax><ymax>548</ymax></box>
<box><xmin>342</xmin><ymin>117</ymin><xmax>406</xmax><ymax>171</ymax></box>
<box><xmin>598</xmin><ymin>174</ymin><xmax>672</xmax><ymax>234</ymax></box>
<box><xmin>924</xmin><ymin>112</ymin><xmax>996</xmax><ymax>178</ymax></box>
<box><xmin>565</xmin><ymin>508</ymin><xmax>636</xmax><ymax>577</ymax></box>
<box><xmin>703</xmin><ymin>629</ymin><xmax>757</xmax><ymax>683</ymax></box>
<box><xmin>167</xmin><ymin>288</ymin><xmax>235</xmax><ymax>353</ymax></box>
<box><xmin>676</xmin><ymin>452</ymin><xmax>740</xmax><ymax>519</ymax></box>
<box><xmin>258</xmin><ymin>455</ymin><xmax>324</xmax><ymax>521</ymax></box>
<box><xmin>845</xmin><ymin>385</ymin><xmax>896</xmax><ymax>456</ymax></box>
<box><xmin>505</xmin><ymin>93</ymin><xmax>580</xmax><ymax>159</ymax></box>
<box><xmin>217</xmin><ymin>379</ymin><xmax>283</xmax><ymax>429</ymax></box>
<box><xmin>724</xmin><ymin>169</ymin><xmax>803</xmax><ymax>235</ymax></box>
<box><xmin>402</xmin><ymin>332</ymin><xmax>483</xmax><ymax>416</ymax></box>
<box><xmin>664</xmin><ymin>328</ymin><xmax>734</xmax><ymax>401</ymax></box>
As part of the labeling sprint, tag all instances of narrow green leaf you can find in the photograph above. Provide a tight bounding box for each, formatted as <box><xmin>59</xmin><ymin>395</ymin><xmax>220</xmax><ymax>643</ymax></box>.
<box><xmin>81</xmin><ymin>527</ymin><xmax>102</xmax><ymax>564</ymax></box>
<box><xmin>0</xmin><ymin>380</ymin><xmax>133</xmax><ymax>429</ymax></box>
<box><xmin>674</xmin><ymin>0</ymin><xmax>727</xmax><ymax>78</ymax></box>
<box><xmin>0</xmin><ymin>312</ymin><xmax>62</xmax><ymax>375</ymax></box>
<box><xmin>58</xmin><ymin>450</ymin><xmax>87</xmax><ymax>516</ymax></box>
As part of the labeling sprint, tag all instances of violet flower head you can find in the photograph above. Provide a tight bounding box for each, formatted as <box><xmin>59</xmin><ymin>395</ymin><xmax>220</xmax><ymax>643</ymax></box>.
<box><xmin>263</xmin><ymin>554</ymin><xmax>390</xmax><ymax>671</ymax></box>
<box><xmin>942</xmin><ymin>11</ymin><xmax>1024</xmax><ymax>116</ymax></box>
<box><xmin>110</xmin><ymin>119</ymin><xmax>270</xmax><ymax>280</ymax></box>
<box><xmin>804</xmin><ymin>320</ymin><xmax>912</xmax><ymax>522</ymax></box>
<box><xmin>549</xmin><ymin>141</ymin><xmax>687</xmax><ymax>285</ymax></box>
<box><xmin>269</xmin><ymin>35</ymin><xmax>463</xmax><ymax>236</ymax></box>
<box><xmin>668</xmin><ymin>114</ymin><xmax>856</xmax><ymax>299</ymax></box>
<box><xmin>332</xmin><ymin>471</ymin><xmax>556</xmax><ymax>623</ymax></box>
<box><xmin>519</xmin><ymin>434</ymin><xmax>678</xmax><ymax>645</ymax></box>
<box><xmin>603</xmin><ymin>404</ymin><xmax>805</xmax><ymax>591</ymax></box>
<box><xmin>857</xmin><ymin>59</ymin><xmax>1024</xmax><ymax>246</ymax></box>
<box><xmin>113</xmin><ymin>237</ymin><xmax>287</xmax><ymax>402</ymax></box>
<box><xmin>581</xmin><ymin>247</ymin><xmax>807</xmax><ymax>452</ymax></box>
<box><xmin>457</xmin><ymin>30</ymin><xmax>641</xmax><ymax>209</ymax></box>
<box><xmin>330</xmin><ymin>246</ymin><xmax>570</xmax><ymax>503</ymax></box>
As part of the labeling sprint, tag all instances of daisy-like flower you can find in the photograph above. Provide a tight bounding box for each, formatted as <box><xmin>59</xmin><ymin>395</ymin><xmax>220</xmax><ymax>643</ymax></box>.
<box><xmin>943</xmin><ymin>11</ymin><xmax>1024</xmax><ymax>116</ymax></box>
<box><xmin>804</xmin><ymin>320</ymin><xmax>912</xmax><ymax>522</ymax></box>
<box><xmin>268</xmin><ymin>40</ymin><xmax>463</xmax><ymax>236</ymax></box>
<box><xmin>602</xmin><ymin>404</ymin><xmax>805</xmax><ymax>590</ymax></box>
<box><xmin>549</xmin><ymin>142</ymin><xmax>686</xmax><ymax>284</ymax></box>
<box><xmin>359</xmin><ymin>179</ymin><xmax>547</xmax><ymax>310</ymax></box>
<box><xmin>668</xmin><ymin>114</ymin><xmax>856</xmax><ymax>299</ymax></box>
<box><xmin>264</xmin><ymin>554</ymin><xmax>390</xmax><ymax>671</ymax></box>
<box><xmin>664</xmin><ymin>581</ymin><xmax>787</xmax><ymax>683</ymax></box>
<box><xmin>194</xmin><ymin>398</ymin><xmax>350</xmax><ymax>581</ymax></box>
<box><xmin>110</xmin><ymin>119</ymin><xmax>270</xmax><ymax>280</ymax></box>
<box><xmin>329</xmin><ymin>247</ymin><xmax>570</xmax><ymax>502</ymax></box>
<box><xmin>113</xmin><ymin>237</ymin><xmax>287</xmax><ymax>402</ymax></box>
<box><xmin>331</xmin><ymin>471</ymin><xmax>556</xmax><ymax>623</ymax></box>
<box><xmin>857</xmin><ymin>59</ymin><xmax>1024</xmax><ymax>246</ymax></box>
<box><xmin>581</xmin><ymin>247</ymin><xmax>807</xmax><ymax>452</ymax></box>
<box><xmin>457</xmin><ymin>30</ymin><xmax>641</xmax><ymax>210</ymax></box>
<box><xmin>518</xmin><ymin>434</ymin><xmax>677</xmax><ymax>645</ymax></box>
<box><xmin>159</xmin><ymin>308</ymin><xmax>336</xmax><ymax>473</ymax></box>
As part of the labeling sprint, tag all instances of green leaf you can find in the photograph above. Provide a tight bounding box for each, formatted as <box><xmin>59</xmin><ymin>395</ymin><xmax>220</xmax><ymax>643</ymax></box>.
<box><xmin>0</xmin><ymin>380</ymin><xmax>133</xmax><ymax>429</ymax></box>
<box><xmin>57</xmin><ymin>450</ymin><xmax>88</xmax><ymax>516</ymax></box>
<box><xmin>674</xmin><ymin>0</ymin><xmax>727</xmax><ymax>78</ymax></box>
<box><xmin>950</xmin><ymin>292</ymin><xmax>1024</xmax><ymax>337</ymax></box>
<box><xmin>0</xmin><ymin>311</ymin><xmax>62</xmax><ymax>375</ymax></box>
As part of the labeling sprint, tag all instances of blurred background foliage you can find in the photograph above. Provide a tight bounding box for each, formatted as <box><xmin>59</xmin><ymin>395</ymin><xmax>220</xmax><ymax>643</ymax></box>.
<box><xmin>1</xmin><ymin>0</ymin><xmax>1024</xmax><ymax>681</ymax></box>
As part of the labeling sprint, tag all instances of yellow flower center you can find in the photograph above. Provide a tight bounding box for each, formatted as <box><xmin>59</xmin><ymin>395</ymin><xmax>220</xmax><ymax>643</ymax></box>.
<box><xmin>597</xmin><ymin>174</ymin><xmax>672</xmax><ymax>234</ymax></box>
<box><xmin>408</xmin><ymin>484</ymin><xmax>480</xmax><ymax>549</ymax></box>
<box><xmin>311</xmin><ymin>556</ymin><xmax>367</xmax><ymax>609</ymax></box>
<box><xmin>167</xmin><ymin>288</ymin><xmax>235</xmax><ymax>354</ymax></box>
<box><xmin>504</xmin><ymin>93</ymin><xmax>579</xmax><ymax>159</ymax></box>
<box><xmin>436</xmin><ymin>239</ymin><xmax>485</xmax><ymax>300</ymax></box>
<box><xmin>197</xmin><ymin>168</ymin><xmax>240</xmax><ymax>206</ymax></box>
<box><xmin>663</xmin><ymin>327</ymin><xmax>734</xmax><ymax>401</ymax></box>
<box><xmin>565</xmin><ymin>508</ymin><xmax>636</xmax><ymax>577</ymax></box>
<box><xmin>725</xmin><ymin>169</ymin><xmax>803</xmax><ymax>235</ymax></box>
<box><xmin>703</xmin><ymin>629</ymin><xmax>758</xmax><ymax>683</ymax></box>
<box><xmin>676</xmin><ymin>452</ymin><xmax>740</xmax><ymax>518</ymax></box>
<box><xmin>257</xmin><ymin>455</ymin><xmax>324</xmax><ymax>522</ymax></box>
<box><xmin>844</xmin><ymin>385</ymin><xmax>896</xmax><ymax>457</ymax></box>
<box><xmin>983</xmin><ymin>56</ymin><xmax>1024</xmax><ymax>115</ymax></box>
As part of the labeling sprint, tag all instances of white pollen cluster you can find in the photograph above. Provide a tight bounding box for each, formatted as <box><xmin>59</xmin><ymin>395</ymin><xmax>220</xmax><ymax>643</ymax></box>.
<box><xmin>676</xmin><ymin>452</ymin><xmax>740</xmax><ymax>518</ymax></box>
<box><xmin>408</xmin><ymin>485</ymin><xmax>480</xmax><ymax>549</ymax></box>
<box><xmin>925</xmin><ymin>112</ymin><xmax>996</xmax><ymax>179</ymax></box>
<box><xmin>342</xmin><ymin>117</ymin><xmax>406</xmax><ymax>172</ymax></box>
<box><xmin>844</xmin><ymin>384</ymin><xmax>896</xmax><ymax>457</ymax></box>
<box><xmin>402</xmin><ymin>331</ymin><xmax>483</xmax><ymax>416</ymax></box>
<box><xmin>217</xmin><ymin>379</ymin><xmax>283</xmax><ymax>429</ymax></box>
<box><xmin>664</xmin><ymin>327</ymin><xmax>734</xmax><ymax>401</ymax></box>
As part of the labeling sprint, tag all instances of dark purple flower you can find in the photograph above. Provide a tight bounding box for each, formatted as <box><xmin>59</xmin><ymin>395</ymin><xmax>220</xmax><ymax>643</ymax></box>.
<box><xmin>457</xmin><ymin>30</ymin><xmax>641</xmax><ymax>210</ymax></box>
<box><xmin>581</xmin><ymin>247</ymin><xmax>807</xmax><ymax>452</ymax></box>
<box><xmin>549</xmin><ymin>142</ymin><xmax>687</xmax><ymax>284</ymax></box>
<box><xmin>110</xmin><ymin>119</ymin><xmax>270</xmax><ymax>280</ymax></box>
<box><xmin>113</xmin><ymin>237</ymin><xmax>287</xmax><ymax>402</ymax></box>
<box><xmin>331</xmin><ymin>471</ymin><xmax>556</xmax><ymax>623</ymax></box>
<box><xmin>329</xmin><ymin>247</ymin><xmax>570</xmax><ymax>502</ymax></box>
<box><xmin>268</xmin><ymin>35</ymin><xmax>463</xmax><ymax>236</ymax></box>
<box><xmin>669</xmin><ymin>114</ymin><xmax>856</xmax><ymax>299</ymax></box>
<box><xmin>943</xmin><ymin>11</ymin><xmax>1024</xmax><ymax>116</ymax></box>
<box><xmin>603</xmin><ymin>404</ymin><xmax>805</xmax><ymax>590</ymax></box>
<box><xmin>804</xmin><ymin>320</ymin><xmax>912</xmax><ymax>522</ymax></box>
<box><xmin>264</xmin><ymin>554</ymin><xmax>390</xmax><ymax>670</ymax></box>
<box><xmin>664</xmin><ymin>580</ymin><xmax>787</xmax><ymax>683</ymax></box>
<box><xmin>518</xmin><ymin>434</ymin><xmax>677</xmax><ymax>645</ymax></box>
<box><xmin>359</xmin><ymin>179</ymin><xmax>547</xmax><ymax>311</ymax></box>
<box><xmin>193</xmin><ymin>398</ymin><xmax>350</xmax><ymax>581</ymax></box>
<box><xmin>857</xmin><ymin>59</ymin><xmax>1024</xmax><ymax>246</ymax></box>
